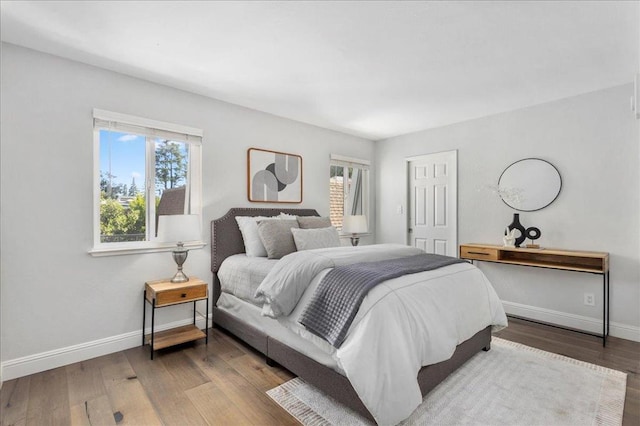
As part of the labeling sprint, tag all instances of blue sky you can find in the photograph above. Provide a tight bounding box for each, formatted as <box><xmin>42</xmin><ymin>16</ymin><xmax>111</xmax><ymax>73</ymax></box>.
<box><xmin>99</xmin><ymin>130</ymin><xmax>145</xmax><ymax>188</ymax></box>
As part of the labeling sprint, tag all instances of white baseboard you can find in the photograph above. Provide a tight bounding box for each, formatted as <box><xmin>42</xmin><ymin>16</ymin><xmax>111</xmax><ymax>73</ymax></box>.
<box><xmin>1</xmin><ymin>315</ymin><xmax>211</xmax><ymax>381</ymax></box>
<box><xmin>502</xmin><ymin>301</ymin><xmax>640</xmax><ymax>342</ymax></box>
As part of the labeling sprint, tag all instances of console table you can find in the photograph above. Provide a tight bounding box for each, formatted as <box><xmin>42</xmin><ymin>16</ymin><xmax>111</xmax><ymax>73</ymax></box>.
<box><xmin>459</xmin><ymin>243</ymin><xmax>610</xmax><ymax>346</ymax></box>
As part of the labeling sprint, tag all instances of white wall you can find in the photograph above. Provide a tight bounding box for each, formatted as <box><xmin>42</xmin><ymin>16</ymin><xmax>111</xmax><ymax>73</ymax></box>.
<box><xmin>637</xmin><ymin>5</ymin><xmax>640</xmax><ymax>332</ymax></box>
<box><xmin>376</xmin><ymin>84</ymin><xmax>640</xmax><ymax>340</ymax></box>
<box><xmin>0</xmin><ymin>43</ymin><xmax>375</xmax><ymax>379</ymax></box>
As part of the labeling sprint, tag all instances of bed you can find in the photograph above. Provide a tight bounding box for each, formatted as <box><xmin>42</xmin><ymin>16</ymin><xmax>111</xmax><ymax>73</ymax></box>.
<box><xmin>211</xmin><ymin>207</ymin><xmax>507</xmax><ymax>425</ymax></box>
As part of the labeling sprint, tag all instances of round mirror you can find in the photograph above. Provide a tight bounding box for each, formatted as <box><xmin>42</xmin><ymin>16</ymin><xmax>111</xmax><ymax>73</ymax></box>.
<box><xmin>498</xmin><ymin>158</ymin><xmax>561</xmax><ymax>211</ymax></box>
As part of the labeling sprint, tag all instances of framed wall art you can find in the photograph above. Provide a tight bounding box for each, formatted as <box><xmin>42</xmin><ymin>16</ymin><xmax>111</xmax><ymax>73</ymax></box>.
<box><xmin>247</xmin><ymin>148</ymin><xmax>303</xmax><ymax>203</ymax></box>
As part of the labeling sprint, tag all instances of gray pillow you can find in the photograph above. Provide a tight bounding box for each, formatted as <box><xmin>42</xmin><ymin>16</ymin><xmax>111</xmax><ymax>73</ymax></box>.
<box><xmin>291</xmin><ymin>226</ymin><xmax>341</xmax><ymax>251</ymax></box>
<box><xmin>256</xmin><ymin>220</ymin><xmax>300</xmax><ymax>259</ymax></box>
<box><xmin>297</xmin><ymin>216</ymin><xmax>332</xmax><ymax>229</ymax></box>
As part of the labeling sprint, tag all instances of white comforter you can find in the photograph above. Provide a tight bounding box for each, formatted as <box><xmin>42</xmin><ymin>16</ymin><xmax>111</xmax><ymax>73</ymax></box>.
<box><xmin>255</xmin><ymin>244</ymin><xmax>508</xmax><ymax>425</ymax></box>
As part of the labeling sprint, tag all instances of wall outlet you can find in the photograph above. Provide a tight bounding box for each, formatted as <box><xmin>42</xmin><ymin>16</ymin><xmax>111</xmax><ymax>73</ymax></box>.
<box><xmin>583</xmin><ymin>293</ymin><xmax>595</xmax><ymax>306</ymax></box>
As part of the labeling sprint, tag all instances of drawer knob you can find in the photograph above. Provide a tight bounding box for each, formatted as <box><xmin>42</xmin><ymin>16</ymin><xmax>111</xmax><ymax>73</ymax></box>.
<box><xmin>468</xmin><ymin>251</ymin><xmax>490</xmax><ymax>256</ymax></box>
<box><xmin>181</xmin><ymin>293</ymin><xmax>187</xmax><ymax>298</ymax></box>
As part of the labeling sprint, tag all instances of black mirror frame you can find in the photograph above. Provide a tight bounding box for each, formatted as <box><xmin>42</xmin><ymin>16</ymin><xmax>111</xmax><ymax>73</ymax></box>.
<box><xmin>498</xmin><ymin>158</ymin><xmax>562</xmax><ymax>212</ymax></box>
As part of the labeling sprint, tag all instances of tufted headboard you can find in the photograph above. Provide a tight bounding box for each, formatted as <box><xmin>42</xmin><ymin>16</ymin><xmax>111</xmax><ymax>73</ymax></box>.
<box><xmin>210</xmin><ymin>207</ymin><xmax>320</xmax><ymax>302</ymax></box>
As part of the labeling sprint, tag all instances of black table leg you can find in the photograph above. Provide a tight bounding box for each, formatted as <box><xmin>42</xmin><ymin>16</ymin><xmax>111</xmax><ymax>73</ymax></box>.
<box><xmin>142</xmin><ymin>290</ymin><xmax>146</xmax><ymax>346</ymax></box>
<box><xmin>206</xmin><ymin>295</ymin><xmax>209</xmax><ymax>344</ymax></box>
<box><xmin>151</xmin><ymin>298</ymin><xmax>156</xmax><ymax>359</ymax></box>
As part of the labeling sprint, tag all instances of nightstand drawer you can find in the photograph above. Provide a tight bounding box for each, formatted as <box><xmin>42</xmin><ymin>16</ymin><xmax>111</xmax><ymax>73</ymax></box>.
<box><xmin>155</xmin><ymin>284</ymin><xmax>207</xmax><ymax>306</ymax></box>
<box><xmin>460</xmin><ymin>246</ymin><xmax>499</xmax><ymax>261</ymax></box>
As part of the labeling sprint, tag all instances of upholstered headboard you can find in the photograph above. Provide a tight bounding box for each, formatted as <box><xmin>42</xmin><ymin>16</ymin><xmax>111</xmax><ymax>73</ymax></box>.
<box><xmin>210</xmin><ymin>207</ymin><xmax>319</xmax><ymax>303</ymax></box>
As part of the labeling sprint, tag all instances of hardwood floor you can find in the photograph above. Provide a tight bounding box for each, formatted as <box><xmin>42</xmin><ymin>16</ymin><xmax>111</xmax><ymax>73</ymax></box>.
<box><xmin>1</xmin><ymin>318</ymin><xmax>638</xmax><ymax>425</ymax></box>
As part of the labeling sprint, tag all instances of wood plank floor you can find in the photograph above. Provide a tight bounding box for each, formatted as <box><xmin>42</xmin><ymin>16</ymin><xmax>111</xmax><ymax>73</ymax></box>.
<box><xmin>1</xmin><ymin>317</ymin><xmax>638</xmax><ymax>425</ymax></box>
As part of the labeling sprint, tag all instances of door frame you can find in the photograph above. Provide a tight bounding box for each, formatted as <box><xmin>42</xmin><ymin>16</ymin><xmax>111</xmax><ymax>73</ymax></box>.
<box><xmin>404</xmin><ymin>149</ymin><xmax>458</xmax><ymax>255</ymax></box>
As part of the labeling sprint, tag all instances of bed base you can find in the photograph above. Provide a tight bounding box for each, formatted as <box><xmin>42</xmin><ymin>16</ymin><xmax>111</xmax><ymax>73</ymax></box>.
<box><xmin>211</xmin><ymin>208</ymin><xmax>492</xmax><ymax>422</ymax></box>
<box><xmin>214</xmin><ymin>306</ymin><xmax>491</xmax><ymax>422</ymax></box>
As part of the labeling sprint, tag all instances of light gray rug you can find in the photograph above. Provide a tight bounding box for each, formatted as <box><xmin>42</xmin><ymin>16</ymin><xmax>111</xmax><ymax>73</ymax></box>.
<box><xmin>267</xmin><ymin>338</ymin><xmax>626</xmax><ymax>426</ymax></box>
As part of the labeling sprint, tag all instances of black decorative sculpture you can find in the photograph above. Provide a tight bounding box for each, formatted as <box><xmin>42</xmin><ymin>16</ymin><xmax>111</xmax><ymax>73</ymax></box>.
<box><xmin>507</xmin><ymin>213</ymin><xmax>527</xmax><ymax>247</ymax></box>
<box><xmin>525</xmin><ymin>226</ymin><xmax>542</xmax><ymax>248</ymax></box>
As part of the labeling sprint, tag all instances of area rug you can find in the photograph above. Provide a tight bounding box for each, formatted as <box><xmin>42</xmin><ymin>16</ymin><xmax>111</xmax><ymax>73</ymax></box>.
<box><xmin>267</xmin><ymin>337</ymin><xmax>626</xmax><ymax>425</ymax></box>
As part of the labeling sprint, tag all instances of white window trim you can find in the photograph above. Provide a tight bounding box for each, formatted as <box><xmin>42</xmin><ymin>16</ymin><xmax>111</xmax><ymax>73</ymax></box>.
<box><xmin>88</xmin><ymin>241</ymin><xmax>206</xmax><ymax>257</ymax></box>
<box><xmin>329</xmin><ymin>154</ymin><xmax>371</xmax><ymax>168</ymax></box>
<box><xmin>90</xmin><ymin>110</ymin><xmax>204</xmax><ymax>257</ymax></box>
<box><xmin>93</xmin><ymin>109</ymin><xmax>203</xmax><ymax>138</ymax></box>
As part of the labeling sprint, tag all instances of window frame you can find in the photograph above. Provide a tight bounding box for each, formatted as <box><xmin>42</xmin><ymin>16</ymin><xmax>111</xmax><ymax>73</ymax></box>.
<box><xmin>329</xmin><ymin>154</ymin><xmax>371</xmax><ymax>234</ymax></box>
<box><xmin>90</xmin><ymin>109</ymin><xmax>204</xmax><ymax>257</ymax></box>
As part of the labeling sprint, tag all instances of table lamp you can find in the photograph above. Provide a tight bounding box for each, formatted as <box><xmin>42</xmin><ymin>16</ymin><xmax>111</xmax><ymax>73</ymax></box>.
<box><xmin>342</xmin><ymin>215</ymin><xmax>367</xmax><ymax>246</ymax></box>
<box><xmin>157</xmin><ymin>214</ymin><xmax>201</xmax><ymax>283</ymax></box>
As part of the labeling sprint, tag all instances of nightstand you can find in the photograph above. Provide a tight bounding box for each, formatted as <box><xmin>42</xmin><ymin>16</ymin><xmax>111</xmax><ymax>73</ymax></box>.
<box><xmin>142</xmin><ymin>277</ymin><xmax>209</xmax><ymax>359</ymax></box>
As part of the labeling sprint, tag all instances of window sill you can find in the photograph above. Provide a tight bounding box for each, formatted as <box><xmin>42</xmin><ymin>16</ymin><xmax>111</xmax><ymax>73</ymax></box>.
<box><xmin>89</xmin><ymin>241</ymin><xmax>206</xmax><ymax>257</ymax></box>
<box><xmin>339</xmin><ymin>232</ymin><xmax>373</xmax><ymax>238</ymax></box>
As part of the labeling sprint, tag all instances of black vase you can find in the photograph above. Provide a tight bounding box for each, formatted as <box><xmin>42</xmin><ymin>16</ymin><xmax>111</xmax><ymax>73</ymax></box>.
<box><xmin>508</xmin><ymin>213</ymin><xmax>526</xmax><ymax>247</ymax></box>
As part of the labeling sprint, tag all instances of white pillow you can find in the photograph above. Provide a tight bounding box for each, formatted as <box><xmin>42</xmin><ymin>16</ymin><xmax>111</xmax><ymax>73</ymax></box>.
<box><xmin>291</xmin><ymin>226</ymin><xmax>341</xmax><ymax>251</ymax></box>
<box><xmin>235</xmin><ymin>216</ymin><xmax>277</xmax><ymax>257</ymax></box>
<box><xmin>280</xmin><ymin>212</ymin><xmax>297</xmax><ymax>220</ymax></box>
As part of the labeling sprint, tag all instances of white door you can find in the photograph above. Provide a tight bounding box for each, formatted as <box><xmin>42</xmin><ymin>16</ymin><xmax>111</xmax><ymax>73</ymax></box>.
<box><xmin>407</xmin><ymin>150</ymin><xmax>457</xmax><ymax>256</ymax></box>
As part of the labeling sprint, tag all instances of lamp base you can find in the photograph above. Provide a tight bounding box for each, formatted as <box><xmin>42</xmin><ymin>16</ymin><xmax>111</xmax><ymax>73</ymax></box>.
<box><xmin>170</xmin><ymin>245</ymin><xmax>190</xmax><ymax>283</ymax></box>
<box><xmin>170</xmin><ymin>270</ymin><xmax>190</xmax><ymax>283</ymax></box>
<box><xmin>350</xmin><ymin>235</ymin><xmax>360</xmax><ymax>246</ymax></box>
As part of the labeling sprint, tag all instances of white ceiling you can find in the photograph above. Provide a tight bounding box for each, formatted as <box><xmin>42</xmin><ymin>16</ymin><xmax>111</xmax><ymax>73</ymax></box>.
<box><xmin>1</xmin><ymin>1</ymin><xmax>638</xmax><ymax>140</ymax></box>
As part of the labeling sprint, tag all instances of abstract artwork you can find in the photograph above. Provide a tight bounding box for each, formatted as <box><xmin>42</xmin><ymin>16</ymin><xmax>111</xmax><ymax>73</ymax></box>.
<box><xmin>247</xmin><ymin>148</ymin><xmax>302</xmax><ymax>203</ymax></box>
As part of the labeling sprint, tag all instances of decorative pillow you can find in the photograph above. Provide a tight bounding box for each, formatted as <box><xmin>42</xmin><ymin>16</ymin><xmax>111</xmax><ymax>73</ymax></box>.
<box><xmin>291</xmin><ymin>226</ymin><xmax>341</xmax><ymax>251</ymax></box>
<box><xmin>297</xmin><ymin>216</ymin><xmax>332</xmax><ymax>229</ymax></box>
<box><xmin>235</xmin><ymin>215</ymin><xmax>277</xmax><ymax>257</ymax></box>
<box><xmin>256</xmin><ymin>220</ymin><xmax>300</xmax><ymax>259</ymax></box>
<box><xmin>280</xmin><ymin>212</ymin><xmax>297</xmax><ymax>220</ymax></box>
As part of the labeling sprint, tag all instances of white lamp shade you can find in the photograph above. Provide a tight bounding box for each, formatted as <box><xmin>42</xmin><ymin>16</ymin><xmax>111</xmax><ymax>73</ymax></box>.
<box><xmin>157</xmin><ymin>214</ymin><xmax>201</xmax><ymax>243</ymax></box>
<box><xmin>342</xmin><ymin>215</ymin><xmax>368</xmax><ymax>234</ymax></box>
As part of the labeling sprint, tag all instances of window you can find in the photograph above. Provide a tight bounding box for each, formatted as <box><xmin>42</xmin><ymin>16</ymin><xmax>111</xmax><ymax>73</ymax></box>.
<box><xmin>91</xmin><ymin>109</ymin><xmax>203</xmax><ymax>255</ymax></box>
<box><xmin>329</xmin><ymin>154</ymin><xmax>370</xmax><ymax>230</ymax></box>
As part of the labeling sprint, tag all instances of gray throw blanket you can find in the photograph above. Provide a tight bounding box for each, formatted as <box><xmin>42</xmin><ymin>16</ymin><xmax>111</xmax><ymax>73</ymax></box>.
<box><xmin>299</xmin><ymin>253</ymin><xmax>466</xmax><ymax>348</ymax></box>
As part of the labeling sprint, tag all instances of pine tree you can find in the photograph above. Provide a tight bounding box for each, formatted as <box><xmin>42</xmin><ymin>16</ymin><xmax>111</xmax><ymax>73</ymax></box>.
<box><xmin>100</xmin><ymin>171</ymin><xmax>119</xmax><ymax>199</ymax></box>
<box><xmin>155</xmin><ymin>140</ymin><xmax>187</xmax><ymax>194</ymax></box>
<box><xmin>129</xmin><ymin>177</ymin><xmax>139</xmax><ymax>196</ymax></box>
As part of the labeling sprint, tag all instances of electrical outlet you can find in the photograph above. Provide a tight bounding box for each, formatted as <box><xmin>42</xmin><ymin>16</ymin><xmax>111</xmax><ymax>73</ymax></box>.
<box><xmin>583</xmin><ymin>293</ymin><xmax>595</xmax><ymax>306</ymax></box>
